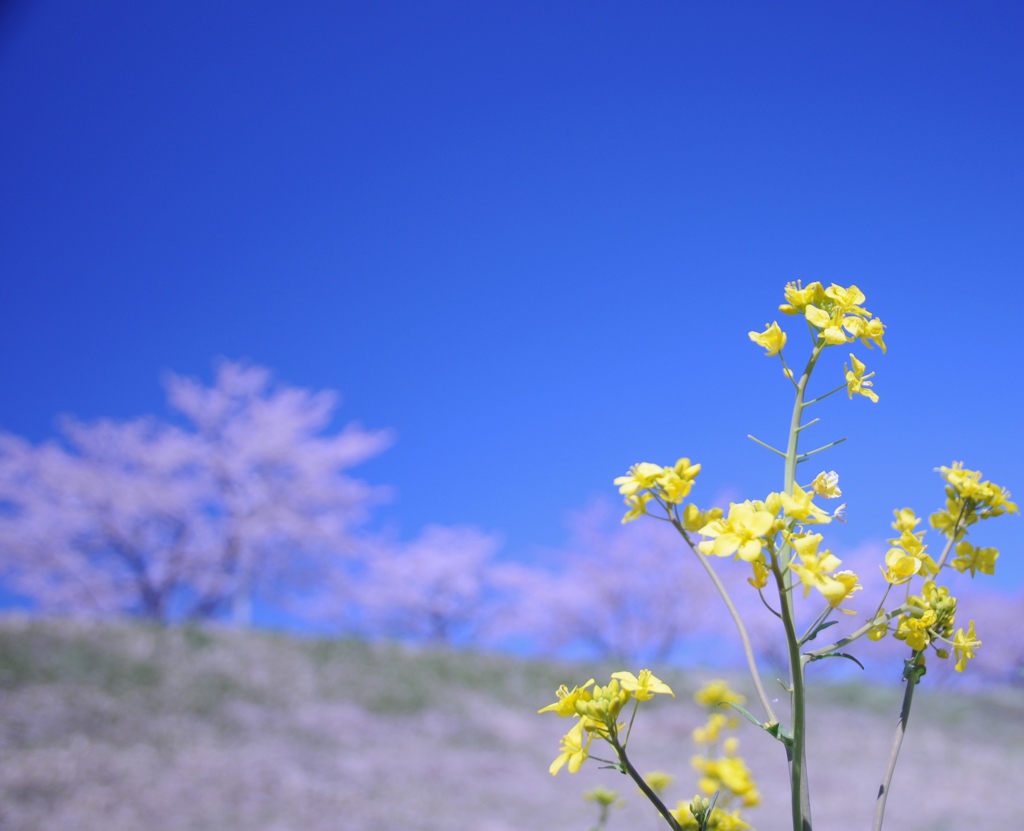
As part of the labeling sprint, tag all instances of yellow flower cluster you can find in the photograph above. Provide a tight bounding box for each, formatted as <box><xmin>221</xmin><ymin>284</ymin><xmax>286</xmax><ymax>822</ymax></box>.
<box><xmin>876</xmin><ymin>581</ymin><xmax>978</xmax><ymax>671</ymax></box>
<box><xmin>538</xmin><ymin>670</ymin><xmax>675</xmax><ymax>776</ymax></box>
<box><xmin>583</xmin><ymin>786</ymin><xmax>624</xmax><ymax>809</ymax></box>
<box><xmin>672</xmin><ymin>799</ymin><xmax>751</xmax><ymax>831</ymax></box>
<box><xmin>614</xmin><ymin>458</ymin><xmax>703</xmax><ymax>522</ymax></box>
<box><xmin>892</xmin><ymin>580</ymin><xmax>956</xmax><ymax>653</ymax></box>
<box><xmin>779</xmin><ymin>281</ymin><xmax>886</xmax><ymax>352</ymax></box>
<box><xmin>886</xmin><ymin>582</ymin><xmax>982</xmax><ymax>674</ymax></box>
<box><xmin>675</xmin><ymin>680</ymin><xmax>759</xmax><ymax>831</ymax></box>
<box><xmin>881</xmin><ymin>509</ymin><xmax>937</xmax><ymax>585</ymax></box>
<box><xmin>788</xmin><ymin>532</ymin><xmax>861</xmax><ymax>611</ymax></box>
<box><xmin>871</xmin><ymin>462</ymin><xmax>1014</xmax><ymax>674</ymax></box>
<box><xmin>692</xmin><ymin>487</ymin><xmax>858</xmax><ymax>610</ymax></box>
<box><xmin>931</xmin><ymin>463</ymin><xmax>1018</xmax><ymax>541</ymax></box>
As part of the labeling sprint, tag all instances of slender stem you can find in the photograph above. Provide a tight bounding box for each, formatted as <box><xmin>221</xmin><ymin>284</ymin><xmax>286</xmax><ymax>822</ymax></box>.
<box><xmin>758</xmin><ymin>588</ymin><xmax>783</xmax><ymax>619</ymax></box>
<box><xmin>797</xmin><ymin>437</ymin><xmax>847</xmax><ymax>461</ymax></box>
<box><xmin>802</xmin><ymin>383</ymin><xmax>847</xmax><ymax>407</ymax></box>
<box><xmin>675</xmin><ymin>524</ymin><xmax>778</xmax><ymax>726</ymax></box>
<box><xmin>612</xmin><ymin>734</ymin><xmax>683</xmax><ymax>831</ymax></box>
<box><xmin>781</xmin><ymin>343</ymin><xmax>822</xmax><ymax>831</ymax></box>
<box><xmin>870</xmin><ymin>584</ymin><xmax>893</xmax><ymax>624</ymax></box>
<box><xmin>784</xmin><ymin>346</ymin><xmax>821</xmax><ymax>495</ymax></box>
<box><xmin>795</xmin><ymin>418</ymin><xmax>820</xmax><ymax>432</ymax></box>
<box><xmin>934</xmin><ymin>502</ymin><xmax>969</xmax><ymax>571</ymax></box>
<box><xmin>872</xmin><ymin>654</ymin><xmax>923</xmax><ymax>831</ymax></box>
<box><xmin>872</xmin><ymin>506</ymin><xmax>969</xmax><ymax>831</ymax></box>
<box><xmin>802</xmin><ymin>605</ymin><xmax>912</xmax><ymax>660</ymax></box>
<box><xmin>623</xmin><ymin>697</ymin><xmax>640</xmax><ymax>747</ymax></box>
<box><xmin>748</xmin><ymin>434</ymin><xmax>787</xmax><ymax>457</ymax></box>
<box><xmin>772</xmin><ymin>560</ymin><xmax>811</xmax><ymax>831</ymax></box>
<box><xmin>779</xmin><ymin>352</ymin><xmax>800</xmax><ymax>389</ymax></box>
<box><xmin>797</xmin><ymin>606</ymin><xmax>833</xmax><ymax>647</ymax></box>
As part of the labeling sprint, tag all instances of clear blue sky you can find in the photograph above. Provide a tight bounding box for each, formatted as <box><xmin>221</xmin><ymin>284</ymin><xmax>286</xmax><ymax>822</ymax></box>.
<box><xmin>2</xmin><ymin>2</ymin><xmax>1022</xmax><ymax>584</ymax></box>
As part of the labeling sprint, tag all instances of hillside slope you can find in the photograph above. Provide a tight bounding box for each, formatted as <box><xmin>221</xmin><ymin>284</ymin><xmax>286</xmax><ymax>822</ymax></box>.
<box><xmin>0</xmin><ymin>618</ymin><xmax>1021</xmax><ymax>831</ymax></box>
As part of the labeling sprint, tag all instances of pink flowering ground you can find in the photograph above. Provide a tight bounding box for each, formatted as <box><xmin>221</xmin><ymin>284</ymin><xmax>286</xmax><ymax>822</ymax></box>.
<box><xmin>0</xmin><ymin>618</ymin><xmax>1020</xmax><ymax>831</ymax></box>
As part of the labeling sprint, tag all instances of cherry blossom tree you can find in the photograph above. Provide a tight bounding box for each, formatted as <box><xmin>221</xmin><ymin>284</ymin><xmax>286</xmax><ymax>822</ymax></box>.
<box><xmin>489</xmin><ymin>501</ymin><xmax>731</xmax><ymax>664</ymax></box>
<box><xmin>354</xmin><ymin>525</ymin><xmax>504</xmax><ymax>644</ymax></box>
<box><xmin>0</xmin><ymin>361</ymin><xmax>391</xmax><ymax>623</ymax></box>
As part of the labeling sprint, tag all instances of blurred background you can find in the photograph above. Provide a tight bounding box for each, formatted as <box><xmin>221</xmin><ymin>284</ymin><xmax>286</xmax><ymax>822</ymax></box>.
<box><xmin>1</xmin><ymin>2</ymin><xmax>1022</xmax><ymax>830</ymax></box>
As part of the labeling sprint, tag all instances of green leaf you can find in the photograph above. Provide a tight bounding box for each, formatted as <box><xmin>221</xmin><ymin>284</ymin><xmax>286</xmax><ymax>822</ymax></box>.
<box><xmin>598</xmin><ymin>764</ymin><xmax>625</xmax><ymax>774</ymax></box>
<box><xmin>764</xmin><ymin>720</ymin><xmax>794</xmax><ymax>748</ymax></box>
<box><xmin>700</xmin><ymin>791</ymin><xmax>721</xmax><ymax>831</ymax></box>
<box><xmin>725</xmin><ymin>702</ymin><xmax>793</xmax><ymax>747</ymax></box>
<box><xmin>807</xmin><ymin>651</ymin><xmax>865</xmax><ymax>670</ymax></box>
<box><xmin>724</xmin><ymin>701</ymin><xmax>763</xmax><ymax>728</ymax></box>
<box><xmin>803</xmin><ymin>619</ymin><xmax>839</xmax><ymax>643</ymax></box>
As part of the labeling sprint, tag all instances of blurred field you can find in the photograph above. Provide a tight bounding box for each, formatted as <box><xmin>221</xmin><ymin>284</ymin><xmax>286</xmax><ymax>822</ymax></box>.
<box><xmin>0</xmin><ymin>618</ymin><xmax>1021</xmax><ymax>831</ymax></box>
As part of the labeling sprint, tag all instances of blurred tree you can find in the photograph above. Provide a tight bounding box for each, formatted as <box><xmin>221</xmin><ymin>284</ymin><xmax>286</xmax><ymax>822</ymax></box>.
<box><xmin>0</xmin><ymin>361</ymin><xmax>391</xmax><ymax>623</ymax></box>
<box><xmin>355</xmin><ymin>524</ymin><xmax>504</xmax><ymax>644</ymax></box>
<box><xmin>488</xmin><ymin>502</ymin><xmax>722</xmax><ymax>664</ymax></box>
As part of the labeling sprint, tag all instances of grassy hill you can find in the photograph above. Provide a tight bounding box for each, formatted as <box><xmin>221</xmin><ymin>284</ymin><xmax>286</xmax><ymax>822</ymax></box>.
<box><xmin>0</xmin><ymin>618</ymin><xmax>1021</xmax><ymax>831</ymax></box>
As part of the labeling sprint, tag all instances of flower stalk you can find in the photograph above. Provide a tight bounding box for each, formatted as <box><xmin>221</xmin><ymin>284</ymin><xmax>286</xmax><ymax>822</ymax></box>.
<box><xmin>540</xmin><ymin>281</ymin><xmax>1017</xmax><ymax>831</ymax></box>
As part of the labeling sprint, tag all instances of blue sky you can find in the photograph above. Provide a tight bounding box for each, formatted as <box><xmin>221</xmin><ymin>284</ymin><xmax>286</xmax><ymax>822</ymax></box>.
<box><xmin>2</xmin><ymin>2</ymin><xmax>1022</xmax><ymax>585</ymax></box>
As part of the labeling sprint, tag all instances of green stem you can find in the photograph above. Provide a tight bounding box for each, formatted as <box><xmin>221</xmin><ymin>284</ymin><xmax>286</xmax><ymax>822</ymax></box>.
<box><xmin>676</xmin><ymin>525</ymin><xmax>778</xmax><ymax>726</ymax></box>
<box><xmin>797</xmin><ymin>437</ymin><xmax>847</xmax><ymax>461</ymax></box>
<box><xmin>872</xmin><ymin>653</ymin><xmax>924</xmax><ymax>831</ymax></box>
<box><xmin>773</xmin><ymin>560</ymin><xmax>811</xmax><ymax>831</ymax></box>
<box><xmin>803</xmin><ymin>605</ymin><xmax>912</xmax><ymax>660</ymax></box>
<box><xmin>623</xmin><ymin>697</ymin><xmax>640</xmax><ymax>747</ymax></box>
<box><xmin>934</xmin><ymin>502</ymin><xmax>969</xmax><ymax>571</ymax></box>
<box><xmin>802</xmin><ymin>383</ymin><xmax>847</xmax><ymax>407</ymax></box>
<box><xmin>796</xmin><ymin>605</ymin><xmax>833</xmax><ymax>647</ymax></box>
<box><xmin>611</xmin><ymin>734</ymin><xmax>683</xmax><ymax>831</ymax></box>
<box><xmin>781</xmin><ymin>343</ymin><xmax>823</xmax><ymax>831</ymax></box>
<box><xmin>749</xmin><ymin>434</ymin><xmax>787</xmax><ymax>458</ymax></box>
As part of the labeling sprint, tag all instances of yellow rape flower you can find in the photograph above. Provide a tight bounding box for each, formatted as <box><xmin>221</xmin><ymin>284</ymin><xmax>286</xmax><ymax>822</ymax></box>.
<box><xmin>891</xmin><ymin>508</ymin><xmax>921</xmax><ymax>534</ymax></box>
<box><xmin>693</xmin><ymin>713</ymin><xmax>730</xmax><ymax>744</ymax></box>
<box><xmin>683</xmin><ymin>503</ymin><xmax>724</xmax><ymax>533</ymax></box>
<box><xmin>843</xmin><ymin>315</ymin><xmax>887</xmax><ymax>353</ymax></box>
<box><xmin>643</xmin><ymin>771</ymin><xmax>675</xmax><ymax>795</ymax></box>
<box><xmin>953</xmin><ymin>621</ymin><xmax>981</xmax><ymax>672</ymax></box>
<box><xmin>549</xmin><ymin>720</ymin><xmax>591</xmax><ymax>775</ymax></box>
<box><xmin>788</xmin><ymin>534</ymin><xmax>860</xmax><ymax>606</ymax></box>
<box><xmin>845</xmin><ymin>354</ymin><xmax>879</xmax><ymax>403</ymax></box>
<box><xmin>538</xmin><ymin>679</ymin><xmax>595</xmax><ymax>716</ymax></box>
<box><xmin>748</xmin><ymin>321</ymin><xmax>787</xmax><ymax>356</ymax></box>
<box><xmin>576</xmin><ymin>679</ymin><xmax>631</xmax><ymax>723</ymax></box>
<box><xmin>824</xmin><ymin>283</ymin><xmax>870</xmax><ymax>315</ymax></box>
<box><xmin>937</xmin><ymin>463</ymin><xmax>1019</xmax><ymax>517</ymax></box>
<box><xmin>824</xmin><ymin>570</ymin><xmax>862</xmax><ymax>610</ymax></box>
<box><xmin>747</xmin><ymin>557</ymin><xmax>770</xmax><ymax>589</ymax></box>
<box><xmin>804</xmin><ymin>304</ymin><xmax>851</xmax><ymax>345</ymax></box>
<box><xmin>694</xmin><ymin>679</ymin><xmax>746</xmax><ymax>708</ymax></box>
<box><xmin>867</xmin><ymin>613</ymin><xmax>890</xmax><ymax>641</ymax></box>
<box><xmin>810</xmin><ymin>470</ymin><xmax>842</xmax><ymax>498</ymax></box>
<box><xmin>584</xmin><ymin>787</ymin><xmax>623</xmax><ymax>807</ymax></box>
<box><xmin>657</xmin><ymin>458</ymin><xmax>702</xmax><ymax>504</ymax></box>
<box><xmin>698</xmin><ymin>501</ymin><xmax>776</xmax><ymax>561</ymax></box>
<box><xmin>951</xmin><ymin>540</ymin><xmax>999</xmax><ymax>577</ymax></box>
<box><xmin>881</xmin><ymin>546</ymin><xmax>922</xmax><ymax>585</ymax></box>
<box><xmin>779</xmin><ymin>280</ymin><xmax>825</xmax><ymax>314</ymax></box>
<box><xmin>895</xmin><ymin>611</ymin><xmax>937</xmax><ymax>651</ymax></box>
<box><xmin>622</xmin><ymin>492</ymin><xmax>653</xmax><ymax>523</ymax></box>
<box><xmin>614</xmin><ymin>462</ymin><xmax>664</xmax><ymax>496</ymax></box>
<box><xmin>780</xmin><ymin>484</ymin><xmax>832</xmax><ymax>524</ymax></box>
<box><xmin>611</xmin><ymin>669</ymin><xmax>675</xmax><ymax>700</ymax></box>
